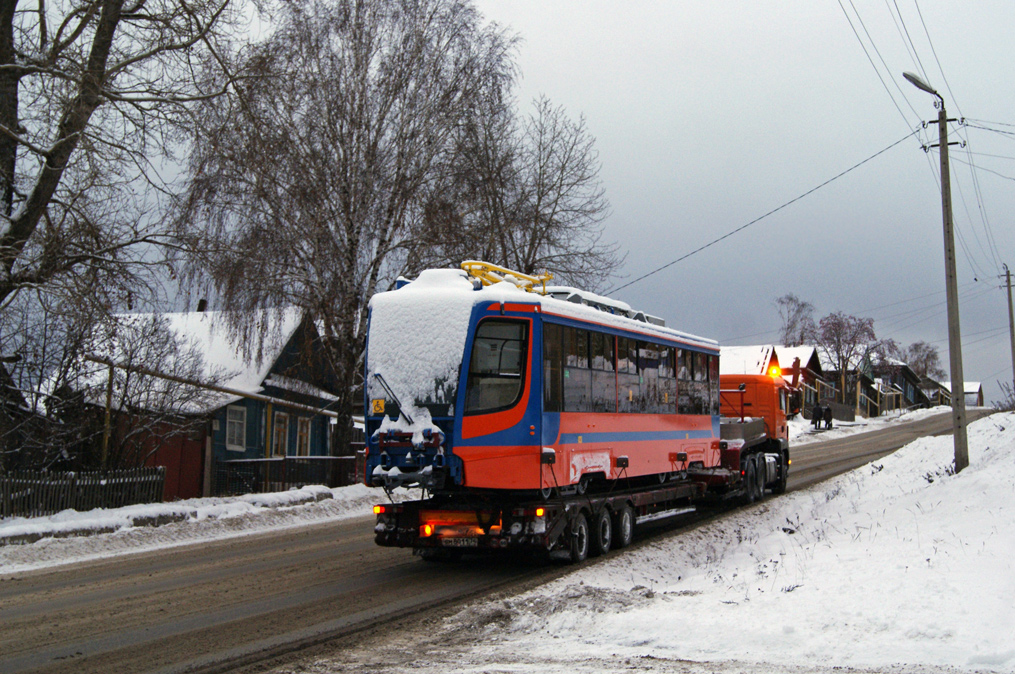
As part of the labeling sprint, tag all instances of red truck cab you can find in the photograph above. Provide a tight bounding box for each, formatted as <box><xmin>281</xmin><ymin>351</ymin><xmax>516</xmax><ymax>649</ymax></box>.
<box><xmin>719</xmin><ymin>373</ymin><xmax>790</xmax><ymax>444</ymax></box>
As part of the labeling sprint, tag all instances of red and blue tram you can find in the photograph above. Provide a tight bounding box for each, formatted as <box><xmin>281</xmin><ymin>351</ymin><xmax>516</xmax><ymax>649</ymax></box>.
<box><xmin>364</xmin><ymin>267</ymin><xmax>723</xmax><ymax>495</ymax></box>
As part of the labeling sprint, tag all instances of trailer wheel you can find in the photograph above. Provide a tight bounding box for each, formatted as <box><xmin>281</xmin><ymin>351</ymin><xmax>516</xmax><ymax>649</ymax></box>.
<box><xmin>589</xmin><ymin>508</ymin><xmax>612</xmax><ymax>557</ymax></box>
<box><xmin>772</xmin><ymin>451</ymin><xmax>789</xmax><ymax>495</ymax></box>
<box><xmin>569</xmin><ymin>512</ymin><xmax>590</xmax><ymax>563</ymax></box>
<box><xmin>743</xmin><ymin>457</ymin><xmax>758</xmax><ymax>504</ymax></box>
<box><xmin>612</xmin><ymin>504</ymin><xmax>634</xmax><ymax>549</ymax></box>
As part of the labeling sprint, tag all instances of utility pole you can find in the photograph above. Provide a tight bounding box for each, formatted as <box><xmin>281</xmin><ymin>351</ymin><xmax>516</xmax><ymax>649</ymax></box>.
<box><xmin>904</xmin><ymin>71</ymin><xmax>969</xmax><ymax>473</ymax></box>
<box><xmin>1005</xmin><ymin>264</ymin><xmax>1015</xmax><ymax>396</ymax></box>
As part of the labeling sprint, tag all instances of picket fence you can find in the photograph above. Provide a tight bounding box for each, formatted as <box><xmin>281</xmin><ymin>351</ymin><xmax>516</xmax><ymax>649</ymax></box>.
<box><xmin>0</xmin><ymin>467</ymin><xmax>165</xmax><ymax>519</ymax></box>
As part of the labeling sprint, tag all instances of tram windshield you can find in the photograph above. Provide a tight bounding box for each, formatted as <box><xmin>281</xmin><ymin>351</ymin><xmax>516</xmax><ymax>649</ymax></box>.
<box><xmin>464</xmin><ymin>320</ymin><xmax>528</xmax><ymax>414</ymax></box>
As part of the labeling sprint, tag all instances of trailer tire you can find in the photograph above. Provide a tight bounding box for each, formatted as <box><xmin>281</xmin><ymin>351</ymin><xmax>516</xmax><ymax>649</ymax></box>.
<box><xmin>613</xmin><ymin>504</ymin><xmax>634</xmax><ymax>549</ymax></box>
<box><xmin>589</xmin><ymin>508</ymin><xmax>612</xmax><ymax>557</ymax></box>
<box><xmin>743</xmin><ymin>457</ymin><xmax>758</xmax><ymax>504</ymax></box>
<box><xmin>569</xmin><ymin>512</ymin><xmax>590</xmax><ymax>563</ymax></box>
<box><xmin>772</xmin><ymin>451</ymin><xmax>789</xmax><ymax>495</ymax></box>
<box><xmin>754</xmin><ymin>454</ymin><xmax>766</xmax><ymax>501</ymax></box>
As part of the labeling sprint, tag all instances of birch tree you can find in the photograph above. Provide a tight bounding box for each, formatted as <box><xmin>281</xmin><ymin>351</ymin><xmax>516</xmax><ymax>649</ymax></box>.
<box><xmin>177</xmin><ymin>0</ymin><xmax>514</xmax><ymax>453</ymax></box>
<box><xmin>417</xmin><ymin>94</ymin><xmax>621</xmax><ymax>289</ymax></box>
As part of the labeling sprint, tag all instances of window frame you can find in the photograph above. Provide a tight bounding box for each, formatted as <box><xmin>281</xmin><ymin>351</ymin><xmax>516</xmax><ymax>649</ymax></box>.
<box><xmin>273</xmin><ymin>411</ymin><xmax>289</xmax><ymax>457</ymax></box>
<box><xmin>464</xmin><ymin>318</ymin><xmax>530</xmax><ymax>416</ymax></box>
<box><xmin>225</xmin><ymin>405</ymin><xmax>246</xmax><ymax>451</ymax></box>
<box><xmin>297</xmin><ymin>417</ymin><xmax>311</xmax><ymax>456</ymax></box>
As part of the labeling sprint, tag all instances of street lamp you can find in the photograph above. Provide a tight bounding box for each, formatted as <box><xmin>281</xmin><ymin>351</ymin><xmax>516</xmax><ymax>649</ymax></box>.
<box><xmin>903</xmin><ymin>71</ymin><xmax>969</xmax><ymax>472</ymax></box>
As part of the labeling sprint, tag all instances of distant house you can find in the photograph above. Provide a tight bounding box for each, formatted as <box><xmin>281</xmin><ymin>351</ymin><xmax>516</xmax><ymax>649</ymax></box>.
<box><xmin>943</xmin><ymin>381</ymin><xmax>985</xmax><ymax>407</ymax></box>
<box><xmin>920</xmin><ymin>376</ymin><xmax>952</xmax><ymax>407</ymax></box>
<box><xmin>817</xmin><ymin>349</ymin><xmax>878</xmax><ymax>418</ymax></box>
<box><xmin>78</xmin><ymin>309</ymin><xmax>341</xmax><ymax>498</ymax></box>
<box><xmin>774</xmin><ymin>345</ymin><xmax>830</xmax><ymax>411</ymax></box>
<box><xmin>872</xmin><ymin>357</ymin><xmax>931</xmax><ymax>413</ymax></box>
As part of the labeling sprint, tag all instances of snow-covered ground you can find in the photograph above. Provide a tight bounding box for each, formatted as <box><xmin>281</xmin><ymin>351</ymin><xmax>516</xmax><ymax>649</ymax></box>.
<box><xmin>787</xmin><ymin>404</ymin><xmax>949</xmax><ymax>445</ymax></box>
<box><xmin>3</xmin><ymin>407</ymin><xmax>1010</xmax><ymax>673</ymax></box>
<box><xmin>418</xmin><ymin>409</ymin><xmax>1013</xmax><ymax>673</ymax></box>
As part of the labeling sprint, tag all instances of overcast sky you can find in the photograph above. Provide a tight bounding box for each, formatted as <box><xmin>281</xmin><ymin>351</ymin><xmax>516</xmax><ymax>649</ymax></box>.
<box><xmin>473</xmin><ymin>0</ymin><xmax>1015</xmax><ymax>405</ymax></box>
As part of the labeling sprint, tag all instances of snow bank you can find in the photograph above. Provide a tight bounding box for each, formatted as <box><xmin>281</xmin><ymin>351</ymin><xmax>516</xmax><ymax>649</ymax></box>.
<box><xmin>0</xmin><ymin>483</ymin><xmax>415</xmax><ymax>574</ymax></box>
<box><xmin>446</xmin><ymin>411</ymin><xmax>1014</xmax><ymax>672</ymax></box>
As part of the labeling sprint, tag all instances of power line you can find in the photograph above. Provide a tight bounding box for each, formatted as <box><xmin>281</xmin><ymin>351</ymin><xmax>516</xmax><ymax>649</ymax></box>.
<box><xmin>893</xmin><ymin>0</ymin><xmax>932</xmax><ymax>83</ymax></box>
<box><xmin>605</xmin><ymin>131</ymin><xmax>919</xmax><ymax>295</ymax></box>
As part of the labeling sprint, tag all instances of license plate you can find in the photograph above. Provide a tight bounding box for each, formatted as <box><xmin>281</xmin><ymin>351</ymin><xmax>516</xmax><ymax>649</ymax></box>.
<box><xmin>442</xmin><ymin>537</ymin><xmax>478</xmax><ymax>548</ymax></box>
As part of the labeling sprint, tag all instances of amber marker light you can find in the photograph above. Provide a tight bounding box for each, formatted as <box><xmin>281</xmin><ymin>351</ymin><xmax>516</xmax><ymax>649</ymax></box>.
<box><xmin>535</xmin><ymin>507</ymin><xmax>545</xmax><ymax>517</ymax></box>
<box><xmin>769</xmin><ymin>365</ymin><xmax>781</xmax><ymax>377</ymax></box>
<box><xmin>373</xmin><ymin>505</ymin><xmax>383</xmax><ymax>515</ymax></box>
<box><xmin>421</xmin><ymin>524</ymin><xmax>434</xmax><ymax>537</ymax></box>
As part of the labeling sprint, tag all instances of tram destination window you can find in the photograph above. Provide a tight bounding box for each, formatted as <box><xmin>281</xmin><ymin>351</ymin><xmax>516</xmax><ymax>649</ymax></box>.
<box><xmin>464</xmin><ymin>320</ymin><xmax>528</xmax><ymax>415</ymax></box>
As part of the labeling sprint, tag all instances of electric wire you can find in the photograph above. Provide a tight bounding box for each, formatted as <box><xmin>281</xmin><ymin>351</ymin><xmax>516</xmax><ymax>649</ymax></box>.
<box><xmin>893</xmin><ymin>0</ymin><xmax>932</xmax><ymax>84</ymax></box>
<box><xmin>914</xmin><ymin>3</ymin><xmax>1007</xmax><ymax>275</ymax></box>
<box><xmin>605</xmin><ymin>131</ymin><xmax>919</xmax><ymax>295</ymax></box>
<box><xmin>837</xmin><ymin>0</ymin><xmax>915</xmax><ymax>129</ymax></box>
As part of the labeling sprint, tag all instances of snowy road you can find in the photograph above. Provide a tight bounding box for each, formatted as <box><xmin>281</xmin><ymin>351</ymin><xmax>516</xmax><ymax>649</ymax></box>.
<box><xmin>0</xmin><ymin>409</ymin><xmax>994</xmax><ymax>674</ymax></box>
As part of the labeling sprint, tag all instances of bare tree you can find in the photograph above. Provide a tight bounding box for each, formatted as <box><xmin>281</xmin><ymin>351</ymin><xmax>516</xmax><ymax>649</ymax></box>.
<box><xmin>775</xmin><ymin>293</ymin><xmax>816</xmax><ymax>347</ymax></box>
<box><xmin>418</xmin><ymin>94</ymin><xmax>621</xmax><ymax>290</ymax></box>
<box><xmin>813</xmin><ymin>312</ymin><xmax>880</xmax><ymax>404</ymax></box>
<box><xmin>79</xmin><ymin>313</ymin><xmax>227</xmax><ymax>469</ymax></box>
<box><xmin>0</xmin><ymin>0</ymin><xmax>248</xmax><ymax>454</ymax></box>
<box><xmin>903</xmin><ymin>340</ymin><xmax>946</xmax><ymax>380</ymax></box>
<box><xmin>177</xmin><ymin>0</ymin><xmax>514</xmax><ymax>454</ymax></box>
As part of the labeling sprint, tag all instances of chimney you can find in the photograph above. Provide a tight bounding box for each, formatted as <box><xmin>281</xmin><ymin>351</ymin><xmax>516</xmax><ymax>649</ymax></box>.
<box><xmin>197</xmin><ymin>299</ymin><xmax>208</xmax><ymax>312</ymax></box>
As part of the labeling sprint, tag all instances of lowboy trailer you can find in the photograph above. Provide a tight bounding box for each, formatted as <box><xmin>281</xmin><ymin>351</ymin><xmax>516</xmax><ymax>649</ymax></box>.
<box><xmin>367</xmin><ymin>262</ymin><xmax>790</xmax><ymax>563</ymax></box>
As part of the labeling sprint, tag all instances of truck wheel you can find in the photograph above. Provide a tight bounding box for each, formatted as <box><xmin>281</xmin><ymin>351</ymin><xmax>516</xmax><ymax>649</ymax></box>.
<box><xmin>754</xmin><ymin>455</ymin><xmax>766</xmax><ymax>501</ymax></box>
<box><xmin>589</xmin><ymin>508</ymin><xmax>612</xmax><ymax>557</ymax></box>
<box><xmin>612</xmin><ymin>504</ymin><xmax>634</xmax><ymax>549</ymax></box>
<box><xmin>569</xmin><ymin>512</ymin><xmax>590</xmax><ymax>563</ymax></box>
<box><xmin>772</xmin><ymin>451</ymin><xmax>789</xmax><ymax>495</ymax></box>
<box><xmin>743</xmin><ymin>458</ymin><xmax>758</xmax><ymax>504</ymax></box>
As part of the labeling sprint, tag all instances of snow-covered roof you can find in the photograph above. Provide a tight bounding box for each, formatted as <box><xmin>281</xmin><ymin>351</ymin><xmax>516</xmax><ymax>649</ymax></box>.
<box><xmin>366</xmin><ymin>269</ymin><xmax>718</xmax><ymax>415</ymax></box>
<box><xmin>774</xmin><ymin>345</ymin><xmax>814</xmax><ymax>369</ymax></box>
<box><xmin>81</xmin><ymin>308</ymin><xmax>306</xmax><ymax>413</ymax></box>
<box><xmin>942</xmin><ymin>381</ymin><xmax>982</xmax><ymax>394</ymax></box>
<box><xmin>719</xmin><ymin>345</ymin><xmax>776</xmax><ymax>376</ymax></box>
<box><xmin>817</xmin><ymin>348</ymin><xmax>871</xmax><ymax>374</ymax></box>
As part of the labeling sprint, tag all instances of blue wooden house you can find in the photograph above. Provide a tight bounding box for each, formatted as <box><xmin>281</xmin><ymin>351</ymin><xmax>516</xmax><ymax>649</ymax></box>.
<box><xmin>81</xmin><ymin>308</ymin><xmax>343</xmax><ymax>496</ymax></box>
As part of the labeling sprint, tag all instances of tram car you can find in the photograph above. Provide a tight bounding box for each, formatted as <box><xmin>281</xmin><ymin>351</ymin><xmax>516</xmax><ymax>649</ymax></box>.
<box><xmin>364</xmin><ymin>261</ymin><xmax>724</xmax><ymax>496</ymax></box>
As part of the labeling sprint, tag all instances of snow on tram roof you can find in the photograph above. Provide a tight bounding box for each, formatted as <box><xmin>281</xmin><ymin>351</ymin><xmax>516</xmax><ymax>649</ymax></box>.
<box><xmin>375</xmin><ymin>268</ymin><xmax>717</xmax><ymax>351</ymax></box>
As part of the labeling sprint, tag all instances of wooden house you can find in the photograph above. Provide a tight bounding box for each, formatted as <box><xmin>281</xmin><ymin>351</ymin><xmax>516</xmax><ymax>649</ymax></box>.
<box><xmin>944</xmin><ymin>381</ymin><xmax>984</xmax><ymax>407</ymax></box>
<box><xmin>78</xmin><ymin>309</ymin><xmax>342</xmax><ymax>498</ymax></box>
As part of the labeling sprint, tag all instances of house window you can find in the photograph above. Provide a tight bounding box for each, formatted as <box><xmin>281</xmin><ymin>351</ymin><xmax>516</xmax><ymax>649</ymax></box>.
<box><xmin>297</xmin><ymin>418</ymin><xmax>311</xmax><ymax>456</ymax></box>
<box><xmin>226</xmin><ymin>406</ymin><xmax>246</xmax><ymax>451</ymax></box>
<box><xmin>273</xmin><ymin>411</ymin><xmax>289</xmax><ymax>456</ymax></box>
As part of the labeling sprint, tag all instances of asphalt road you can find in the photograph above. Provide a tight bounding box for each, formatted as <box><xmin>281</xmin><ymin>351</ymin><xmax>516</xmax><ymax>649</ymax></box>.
<box><xmin>0</xmin><ymin>409</ymin><xmax>992</xmax><ymax>674</ymax></box>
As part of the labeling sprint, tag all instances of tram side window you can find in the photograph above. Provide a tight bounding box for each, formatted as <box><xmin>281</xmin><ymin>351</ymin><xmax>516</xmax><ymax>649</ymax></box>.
<box><xmin>543</xmin><ymin>322</ymin><xmax>563</xmax><ymax>412</ymax></box>
<box><xmin>690</xmin><ymin>351</ymin><xmax>710</xmax><ymax>415</ymax></box>
<box><xmin>563</xmin><ymin>327</ymin><xmax>592</xmax><ymax>412</ymax></box>
<box><xmin>658</xmin><ymin>347</ymin><xmax>677</xmax><ymax>412</ymax></box>
<box><xmin>617</xmin><ymin>336</ymin><xmax>640</xmax><ymax>413</ymax></box>
<box><xmin>464</xmin><ymin>319</ymin><xmax>528</xmax><ymax>415</ymax></box>
<box><xmin>709</xmin><ymin>354</ymin><xmax>720</xmax><ymax>415</ymax></box>
<box><xmin>638</xmin><ymin>342</ymin><xmax>660</xmax><ymax>413</ymax></box>
<box><xmin>590</xmin><ymin>331</ymin><xmax>616</xmax><ymax>412</ymax></box>
<box><xmin>677</xmin><ymin>348</ymin><xmax>693</xmax><ymax>414</ymax></box>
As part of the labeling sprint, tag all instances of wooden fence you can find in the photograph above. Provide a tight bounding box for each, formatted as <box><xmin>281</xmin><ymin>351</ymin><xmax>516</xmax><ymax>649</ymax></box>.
<box><xmin>1</xmin><ymin>467</ymin><xmax>165</xmax><ymax>520</ymax></box>
<box><xmin>214</xmin><ymin>452</ymin><xmax>366</xmax><ymax>496</ymax></box>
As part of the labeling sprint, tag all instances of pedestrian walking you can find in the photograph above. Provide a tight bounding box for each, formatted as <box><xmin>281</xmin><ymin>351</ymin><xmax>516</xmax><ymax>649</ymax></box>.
<box><xmin>811</xmin><ymin>403</ymin><xmax>823</xmax><ymax>429</ymax></box>
<box><xmin>824</xmin><ymin>404</ymin><xmax>833</xmax><ymax>430</ymax></box>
